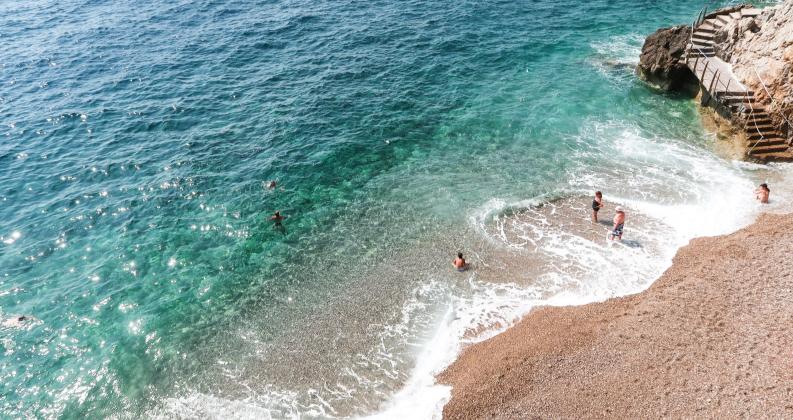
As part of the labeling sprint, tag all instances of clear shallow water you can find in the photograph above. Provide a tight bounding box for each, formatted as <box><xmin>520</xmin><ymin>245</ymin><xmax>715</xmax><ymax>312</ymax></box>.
<box><xmin>0</xmin><ymin>0</ymin><xmax>789</xmax><ymax>418</ymax></box>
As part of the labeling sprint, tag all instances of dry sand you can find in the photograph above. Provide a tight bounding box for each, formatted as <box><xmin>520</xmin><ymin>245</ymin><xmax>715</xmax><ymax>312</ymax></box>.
<box><xmin>439</xmin><ymin>213</ymin><xmax>793</xmax><ymax>419</ymax></box>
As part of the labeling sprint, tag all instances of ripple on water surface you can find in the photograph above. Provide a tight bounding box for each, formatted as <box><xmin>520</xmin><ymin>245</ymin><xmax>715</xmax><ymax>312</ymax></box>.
<box><xmin>1</xmin><ymin>0</ymin><xmax>791</xmax><ymax>418</ymax></box>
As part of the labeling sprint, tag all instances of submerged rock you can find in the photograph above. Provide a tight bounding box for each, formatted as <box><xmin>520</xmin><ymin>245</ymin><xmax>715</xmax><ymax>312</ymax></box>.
<box><xmin>637</xmin><ymin>25</ymin><xmax>698</xmax><ymax>93</ymax></box>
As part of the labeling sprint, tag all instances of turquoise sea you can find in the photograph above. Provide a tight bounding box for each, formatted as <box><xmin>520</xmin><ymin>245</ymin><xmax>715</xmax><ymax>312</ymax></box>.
<box><xmin>1</xmin><ymin>0</ymin><xmax>789</xmax><ymax>418</ymax></box>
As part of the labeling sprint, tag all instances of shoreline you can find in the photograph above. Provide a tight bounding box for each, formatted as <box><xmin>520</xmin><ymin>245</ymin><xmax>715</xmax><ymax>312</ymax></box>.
<box><xmin>437</xmin><ymin>212</ymin><xmax>793</xmax><ymax>418</ymax></box>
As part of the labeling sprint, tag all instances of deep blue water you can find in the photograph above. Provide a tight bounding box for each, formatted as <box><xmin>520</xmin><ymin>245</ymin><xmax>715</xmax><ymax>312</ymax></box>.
<box><xmin>0</xmin><ymin>0</ymin><xmax>784</xmax><ymax>418</ymax></box>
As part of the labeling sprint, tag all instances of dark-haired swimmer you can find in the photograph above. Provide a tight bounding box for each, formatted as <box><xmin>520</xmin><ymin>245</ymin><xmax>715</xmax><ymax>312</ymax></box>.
<box><xmin>453</xmin><ymin>252</ymin><xmax>467</xmax><ymax>272</ymax></box>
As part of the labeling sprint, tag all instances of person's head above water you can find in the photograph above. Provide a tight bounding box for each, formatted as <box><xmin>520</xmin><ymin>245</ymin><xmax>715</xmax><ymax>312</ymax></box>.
<box><xmin>760</xmin><ymin>183</ymin><xmax>769</xmax><ymax>191</ymax></box>
<box><xmin>595</xmin><ymin>191</ymin><xmax>602</xmax><ymax>198</ymax></box>
<box><xmin>457</xmin><ymin>252</ymin><xmax>463</xmax><ymax>259</ymax></box>
<box><xmin>615</xmin><ymin>206</ymin><xmax>624</xmax><ymax>213</ymax></box>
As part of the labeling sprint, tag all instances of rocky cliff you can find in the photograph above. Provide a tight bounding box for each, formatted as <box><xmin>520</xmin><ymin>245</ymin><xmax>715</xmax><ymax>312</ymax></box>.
<box><xmin>636</xmin><ymin>25</ymin><xmax>698</xmax><ymax>93</ymax></box>
<box><xmin>715</xmin><ymin>0</ymin><xmax>793</xmax><ymax>139</ymax></box>
<box><xmin>639</xmin><ymin>0</ymin><xmax>793</xmax><ymax>148</ymax></box>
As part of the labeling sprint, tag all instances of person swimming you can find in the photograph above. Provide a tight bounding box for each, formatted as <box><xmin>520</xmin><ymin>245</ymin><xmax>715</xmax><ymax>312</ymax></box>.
<box><xmin>592</xmin><ymin>191</ymin><xmax>603</xmax><ymax>223</ymax></box>
<box><xmin>453</xmin><ymin>252</ymin><xmax>467</xmax><ymax>271</ymax></box>
<box><xmin>609</xmin><ymin>206</ymin><xmax>626</xmax><ymax>240</ymax></box>
<box><xmin>2</xmin><ymin>315</ymin><xmax>29</xmax><ymax>328</ymax></box>
<box><xmin>755</xmin><ymin>183</ymin><xmax>770</xmax><ymax>204</ymax></box>
<box><xmin>270</xmin><ymin>211</ymin><xmax>285</xmax><ymax>224</ymax></box>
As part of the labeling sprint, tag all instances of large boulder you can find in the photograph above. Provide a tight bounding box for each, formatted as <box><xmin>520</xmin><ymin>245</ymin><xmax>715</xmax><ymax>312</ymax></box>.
<box><xmin>637</xmin><ymin>25</ymin><xmax>698</xmax><ymax>93</ymax></box>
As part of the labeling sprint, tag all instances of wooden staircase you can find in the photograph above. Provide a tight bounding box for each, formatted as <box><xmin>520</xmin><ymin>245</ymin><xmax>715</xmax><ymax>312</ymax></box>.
<box><xmin>685</xmin><ymin>7</ymin><xmax>792</xmax><ymax>161</ymax></box>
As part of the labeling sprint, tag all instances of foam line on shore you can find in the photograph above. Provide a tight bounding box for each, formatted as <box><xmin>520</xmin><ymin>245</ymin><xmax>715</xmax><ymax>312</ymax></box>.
<box><xmin>368</xmin><ymin>125</ymin><xmax>793</xmax><ymax>419</ymax></box>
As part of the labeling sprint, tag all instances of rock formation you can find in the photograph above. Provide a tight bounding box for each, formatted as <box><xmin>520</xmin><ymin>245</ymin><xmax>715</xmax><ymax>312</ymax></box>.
<box><xmin>715</xmin><ymin>0</ymin><xmax>793</xmax><ymax>140</ymax></box>
<box><xmin>636</xmin><ymin>25</ymin><xmax>698</xmax><ymax>93</ymax></box>
<box><xmin>640</xmin><ymin>0</ymin><xmax>793</xmax><ymax>155</ymax></box>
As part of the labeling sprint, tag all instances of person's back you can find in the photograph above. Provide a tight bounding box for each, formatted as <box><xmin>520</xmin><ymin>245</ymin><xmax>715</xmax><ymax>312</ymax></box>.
<box><xmin>756</xmin><ymin>183</ymin><xmax>770</xmax><ymax>204</ymax></box>
<box><xmin>453</xmin><ymin>252</ymin><xmax>466</xmax><ymax>271</ymax></box>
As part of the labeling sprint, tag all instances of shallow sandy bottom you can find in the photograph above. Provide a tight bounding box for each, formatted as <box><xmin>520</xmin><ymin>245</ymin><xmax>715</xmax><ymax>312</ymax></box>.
<box><xmin>439</xmin><ymin>212</ymin><xmax>793</xmax><ymax>419</ymax></box>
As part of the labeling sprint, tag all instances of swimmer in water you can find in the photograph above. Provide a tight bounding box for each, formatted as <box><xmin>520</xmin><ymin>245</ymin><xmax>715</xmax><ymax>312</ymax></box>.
<box><xmin>270</xmin><ymin>211</ymin><xmax>284</xmax><ymax>223</ymax></box>
<box><xmin>609</xmin><ymin>206</ymin><xmax>626</xmax><ymax>241</ymax></box>
<box><xmin>267</xmin><ymin>180</ymin><xmax>277</xmax><ymax>190</ymax></box>
<box><xmin>2</xmin><ymin>315</ymin><xmax>28</xmax><ymax>328</ymax></box>
<box><xmin>755</xmin><ymin>183</ymin><xmax>770</xmax><ymax>204</ymax></box>
<box><xmin>592</xmin><ymin>191</ymin><xmax>603</xmax><ymax>223</ymax></box>
<box><xmin>453</xmin><ymin>252</ymin><xmax>467</xmax><ymax>271</ymax></box>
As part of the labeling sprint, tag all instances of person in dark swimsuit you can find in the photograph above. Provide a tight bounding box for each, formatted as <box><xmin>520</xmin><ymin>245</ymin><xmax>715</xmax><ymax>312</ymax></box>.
<box><xmin>591</xmin><ymin>191</ymin><xmax>603</xmax><ymax>223</ymax></box>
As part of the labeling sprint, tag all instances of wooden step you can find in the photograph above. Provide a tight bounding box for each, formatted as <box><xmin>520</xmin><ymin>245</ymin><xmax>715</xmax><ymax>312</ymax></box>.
<box><xmin>692</xmin><ymin>32</ymin><xmax>714</xmax><ymax>39</ymax></box>
<box><xmin>748</xmin><ymin>132</ymin><xmax>784</xmax><ymax>140</ymax></box>
<box><xmin>741</xmin><ymin>8</ymin><xmax>761</xmax><ymax>17</ymax></box>
<box><xmin>716</xmin><ymin>15</ymin><xmax>732</xmax><ymax>25</ymax></box>
<box><xmin>717</xmin><ymin>90</ymin><xmax>754</xmax><ymax>96</ymax></box>
<box><xmin>747</xmin><ymin>138</ymin><xmax>788</xmax><ymax>147</ymax></box>
<box><xmin>748</xmin><ymin>144</ymin><xmax>789</xmax><ymax>155</ymax></box>
<box><xmin>747</xmin><ymin>118</ymin><xmax>772</xmax><ymax>126</ymax></box>
<box><xmin>696</xmin><ymin>26</ymin><xmax>716</xmax><ymax>33</ymax></box>
<box><xmin>691</xmin><ymin>36</ymin><xmax>712</xmax><ymax>43</ymax></box>
<box><xmin>705</xmin><ymin>18</ymin><xmax>725</xmax><ymax>28</ymax></box>
<box><xmin>747</xmin><ymin>134</ymin><xmax>783</xmax><ymax>142</ymax></box>
<box><xmin>691</xmin><ymin>46</ymin><xmax>715</xmax><ymax>52</ymax></box>
<box><xmin>729</xmin><ymin>11</ymin><xmax>742</xmax><ymax>20</ymax></box>
<box><xmin>749</xmin><ymin>151</ymin><xmax>793</xmax><ymax>162</ymax></box>
<box><xmin>718</xmin><ymin>95</ymin><xmax>755</xmax><ymax>104</ymax></box>
<box><xmin>688</xmin><ymin>51</ymin><xmax>715</xmax><ymax>58</ymax></box>
<box><xmin>729</xmin><ymin>104</ymin><xmax>754</xmax><ymax>113</ymax></box>
<box><xmin>747</xmin><ymin>112</ymin><xmax>769</xmax><ymax>118</ymax></box>
<box><xmin>692</xmin><ymin>36</ymin><xmax>713</xmax><ymax>44</ymax></box>
<box><xmin>746</xmin><ymin>124</ymin><xmax>777</xmax><ymax>131</ymax></box>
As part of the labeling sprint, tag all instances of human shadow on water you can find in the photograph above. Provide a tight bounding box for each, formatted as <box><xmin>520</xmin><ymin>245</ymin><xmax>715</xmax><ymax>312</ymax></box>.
<box><xmin>618</xmin><ymin>239</ymin><xmax>642</xmax><ymax>248</ymax></box>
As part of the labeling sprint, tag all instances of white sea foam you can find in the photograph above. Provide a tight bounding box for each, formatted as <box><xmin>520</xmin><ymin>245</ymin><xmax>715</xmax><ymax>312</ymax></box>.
<box><xmin>154</xmin><ymin>122</ymin><xmax>793</xmax><ymax>420</ymax></box>
<box><xmin>590</xmin><ymin>33</ymin><xmax>644</xmax><ymax>66</ymax></box>
<box><xmin>588</xmin><ymin>33</ymin><xmax>644</xmax><ymax>84</ymax></box>
<box><xmin>366</xmin><ymin>121</ymin><xmax>793</xmax><ymax>420</ymax></box>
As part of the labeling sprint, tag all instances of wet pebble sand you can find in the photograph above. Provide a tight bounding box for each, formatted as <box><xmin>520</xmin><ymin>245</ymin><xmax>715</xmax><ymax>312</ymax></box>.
<box><xmin>439</xmin><ymin>213</ymin><xmax>793</xmax><ymax>418</ymax></box>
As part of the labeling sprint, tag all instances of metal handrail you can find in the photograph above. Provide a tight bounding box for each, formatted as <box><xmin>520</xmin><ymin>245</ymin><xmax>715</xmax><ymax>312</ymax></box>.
<box><xmin>745</xmin><ymin>87</ymin><xmax>769</xmax><ymax>154</ymax></box>
<box><xmin>752</xmin><ymin>66</ymin><xmax>793</xmax><ymax>144</ymax></box>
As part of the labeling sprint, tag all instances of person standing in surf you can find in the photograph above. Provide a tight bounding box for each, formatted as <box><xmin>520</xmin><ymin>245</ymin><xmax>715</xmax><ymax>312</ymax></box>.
<box><xmin>755</xmin><ymin>183</ymin><xmax>770</xmax><ymax>204</ymax></box>
<box><xmin>591</xmin><ymin>191</ymin><xmax>603</xmax><ymax>223</ymax></box>
<box><xmin>609</xmin><ymin>206</ymin><xmax>626</xmax><ymax>241</ymax></box>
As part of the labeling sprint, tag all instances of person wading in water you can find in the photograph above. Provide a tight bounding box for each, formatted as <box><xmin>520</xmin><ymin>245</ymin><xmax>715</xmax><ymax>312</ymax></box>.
<box><xmin>592</xmin><ymin>191</ymin><xmax>603</xmax><ymax>223</ymax></box>
<box><xmin>609</xmin><ymin>206</ymin><xmax>626</xmax><ymax>241</ymax></box>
